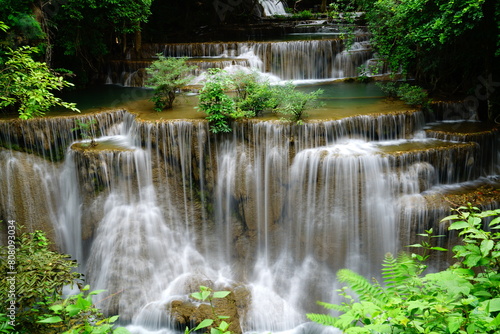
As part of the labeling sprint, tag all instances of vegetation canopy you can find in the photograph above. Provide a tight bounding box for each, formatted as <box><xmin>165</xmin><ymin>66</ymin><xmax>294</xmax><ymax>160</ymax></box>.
<box><xmin>145</xmin><ymin>55</ymin><xmax>196</xmax><ymax>111</ymax></box>
<box><xmin>0</xmin><ymin>46</ymin><xmax>79</xmax><ymax>119</ymax></box>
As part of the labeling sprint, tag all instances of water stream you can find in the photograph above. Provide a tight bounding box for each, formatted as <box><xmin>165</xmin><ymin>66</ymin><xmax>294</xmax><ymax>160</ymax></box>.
<box><xmin>0</xmin><ymin>29</ymin><xmax>499</xmax><ymax>334</ymax></box>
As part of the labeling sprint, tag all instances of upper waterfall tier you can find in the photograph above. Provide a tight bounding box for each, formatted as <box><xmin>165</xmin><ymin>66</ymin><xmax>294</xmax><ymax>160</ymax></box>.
<box><xmin>110</xmin><ymin>37</ymin><xmax>373</xmax><ymax>86</ymax></box>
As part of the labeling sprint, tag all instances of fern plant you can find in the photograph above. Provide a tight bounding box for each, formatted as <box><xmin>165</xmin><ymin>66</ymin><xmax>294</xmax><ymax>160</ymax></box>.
<box><xmin>308</xmin><ymin>206</ymin><xmax>500</xmax><ymax>333</ymax></box>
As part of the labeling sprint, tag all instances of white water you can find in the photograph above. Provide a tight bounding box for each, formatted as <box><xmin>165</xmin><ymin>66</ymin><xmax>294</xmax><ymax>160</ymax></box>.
<box><xmin>113</xmin><ymin>36</ymin><xmax>373</xmax><ymax>86</ymax></box>
<box><xmin>0</xmin><ymin>106</ymin><xmax>497</xmax><ymax>334</ymax></box>
<box><xmin>259</xmin><ymin>0</ymin><xmax>287</xmax><ymax>16</ymax></box>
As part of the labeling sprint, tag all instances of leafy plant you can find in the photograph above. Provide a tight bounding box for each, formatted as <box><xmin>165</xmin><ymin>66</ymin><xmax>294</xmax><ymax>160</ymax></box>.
<box><xmin>230</xmin><ymin>70</ymin><xmax>277</xmax><ymax>117</ymax></box>
<box><xmin>273</xmin><ymin>83</ymin><xmax>324</xmax><ymax>124</ymax></box>
<box><xmin>198</xmin><ymin>68</ymin><xmax>242</xmax><ymax>133</ymax></box>
<box><xmin>292</xmin><ymin>10</ymin><xmax>314</xmax><ymax>20</ymax></box>
<box><xmin>0</xmin><ymin>46</ymin><xmax>80</xmax><ymax>119</ymax></box>
<box><xmin>186</xmin><ymin>286</ymin><xmax>232</xmax><ymax>334</ymax></box>
<box><xmin>145</xmin><ymin>55</ymin><xmax>196</xmax><ymax>111</ymax></box>
<box><xmin>0</xmin><ymin>228</ymin><xmax>82</xmax><ymax>333</ymax></box>
<box><xmin>37</xmin><ymin>285</ymin><xmax>130</xmax><ymax>334</ymax></box>
<box><xmin>0</xmin><ymin>313</ymin><xmax>14</xmax><ymax>333</ymax></box>
<box><xmin>307</xmin><ymin>204</ymin><xmax>500</xmax><ymax>333</ymax></box>
<box><xmin>378</xmin><ymin>82</ymin><xmax>431</xmax><ymax>109</ymax></box>
<box><xmin>71</xmin><ymin>119</ymin><xmax>98</xmax><ymax>147</ymax></box>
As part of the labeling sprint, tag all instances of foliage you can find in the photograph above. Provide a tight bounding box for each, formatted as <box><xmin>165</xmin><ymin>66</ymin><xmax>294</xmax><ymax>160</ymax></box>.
<box><xmin>292</xmin><ymin>10</ymin><xmax>314</xmax><ymax>20</ymax></box>
<box><xmin>187</xmin><ymin>286</ymin><xmax>232</xmax><ymax>334</ymax></box>
<box><xmin>307</xmin><ymin>204</ymin><xmax>500</xmax><ymax>333</ymax></box>
<box><xmin>37</xmin><ymin>285</ymin><xmax>130</xmax><ymax>334</ymax></box>
<box><xmin>198</xmin><ymin>68</ymin><xmax>242</xmax><ymax>134</ymax></box>
<box><xmin>146</xmin><ymin>55</ymin><xmax>196</xmax><ymax>111</ymax></box>
<box><xmin>0</xmin><ymin>46</ymin><xmax>79</xmax><ymax>119</ymax></box>
<box><xmin>378</xmin><ymin>82</ymin><xmax>430</xmax><ymax>109</ymax></box>
<box><xmin>355</xmin><ymin>0</ymin><xmax>499</xmax><ymax>101</ymax></box>
<box><xmin>0</xmin><ymin>228</ymin><xmax>82</xmax><ymax>333</ymax></box>
<box><xmin>0</xmin><ymin>21</ymin><xmax>8</xmax><ymax>32</ymax></box>
<box><xmin>0</xmin><ymin>313</ymin><xmax>14</xmax><ymax>333</ymax></box>
<box><xmin>198</xmin><ymin>69</ymin><xmax>324</xmax><ymax>130</ymax></box>
<box><xmin>230</xmin><ymin>70</ymin><xmax>277</xmax><ymax>117</ymax></box>
<box><xmin>273</xmin><ymin>83</ymin><xmax>324</xmax><ymax>124</ymax></box>
<box><xmin>71</xmin><ymin>119</ymin><xmax>98</xmax><ymax>147</ymax></box>
<box><xmin>0</xmin><ymin>0</ymin><xmax>45</xmax><ymax>47</ymax></box>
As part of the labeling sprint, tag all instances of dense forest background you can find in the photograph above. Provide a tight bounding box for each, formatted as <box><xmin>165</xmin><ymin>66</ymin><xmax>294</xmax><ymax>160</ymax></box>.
<box><xmin>1</xmin><ymin>0</ymin><xmax>499</xmax><ymax>121</ymax></box>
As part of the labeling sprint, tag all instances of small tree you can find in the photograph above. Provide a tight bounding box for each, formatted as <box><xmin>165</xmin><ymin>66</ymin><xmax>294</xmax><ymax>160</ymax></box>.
<box><xmin>273</xmin><ymin>83</ymin><xmax>324</xmax><ymax>124</ymax></box>
<box><xmin>198</xmin><ymin>68</ymin><xmax>243</xmax><ymax>134</ymax></box>
<box><xmin>145</xmin><ymin>55</ymin><xmax>196</xmax><ymax>111</ymax></box>
<box><xmin>0</xmin><ymin>46</ymin><xmax>80</xmax><ymax>119</ymax></box>
<box><xmin>230</xmin><ymin>70</ymin><xmax>277</xmax><ymax>117</ymax></box>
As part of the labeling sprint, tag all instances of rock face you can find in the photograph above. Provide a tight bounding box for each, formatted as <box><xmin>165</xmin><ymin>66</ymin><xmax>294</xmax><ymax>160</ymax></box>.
<box><xmin>168</xmin><ymin>284</ymin><xmax>250</xmax><ymax>334</ymax></box>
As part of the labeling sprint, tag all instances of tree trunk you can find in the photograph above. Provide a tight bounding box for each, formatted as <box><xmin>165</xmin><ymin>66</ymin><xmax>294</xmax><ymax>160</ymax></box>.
<box><xmin>321</xmin><ymin>0</ymin><xmax>327</xmax><ymax>12</ymax></box>
<box><xmin>134</xmin><ymin>22</ymin><xmax>142</xmax><ymax>55</ymax></box>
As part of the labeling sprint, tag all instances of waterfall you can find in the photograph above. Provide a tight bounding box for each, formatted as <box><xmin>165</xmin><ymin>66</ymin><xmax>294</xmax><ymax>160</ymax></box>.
<box><xmin>1</xmin><ymin>107</ymin><xmax>498</xmax><ymax>334</ymax></box>
<box><xmin>259</xmin><ymin>0</ymin><xmax>287</xmax><ymax>16</ymax></box>
<box><xmin>113</xmin><ymin>37</ymin><xmax>372</xmax><ymax>86</ymax></box>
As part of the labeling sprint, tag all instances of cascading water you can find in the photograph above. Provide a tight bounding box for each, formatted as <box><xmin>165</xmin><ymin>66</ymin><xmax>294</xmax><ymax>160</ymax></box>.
<box><xmin>259</xmin><ymin>0</ymin><xmax>287</xmax><ymax>16</ymax></box>
<box><xmin>1</xmin><ymin>16</ymin><xmax>500</xmax><ymax>333</ymax></box>
<box><xmin>0</xmin><ymin>109</ymin><xmax>499</xmax><ymax>334</ymax></box>
<box><xmin>112</xmin><ymin>35</ymin><xmax>373</xmax><ymax>86</ymax></box>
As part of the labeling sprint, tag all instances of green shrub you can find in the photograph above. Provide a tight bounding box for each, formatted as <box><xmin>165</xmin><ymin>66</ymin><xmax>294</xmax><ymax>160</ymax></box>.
<box><xmin>230</xmin><ymin>71</ymin><xmax>277</xmax><ymax>117</ymax></box>
<box><xmin>198</xmin><ymin>70</ymin><xmax>324</xmax><ymax>130</ymax></box>
<box><xmin>37</xmin><ymin>285</ymin><xmax>130</xmax><ymax>334</ymax></box>
<box><xmin>198</xmin><ymin>68</ymin><xmax>242</xmax><ymax>133</ymax></box>
<box><xmin>307</xmin><ymin>204</ymin><xmax>500</xmax><ymax>333</ymax></box>
<box><xmin>292</xmin><ymin>10</ymin><xmax>314</xmax><ymax>20</ymax></box>
<box><xmin>0</xmin><ymin>227</ymin><xmax>82</xmax><ymax>333</ymax></box>
<box><xmin>397</xmin><ymin>83</ymin><xmax>430</xmax><ymax>108</ymax></box>
<box><xmin>145</xmin><ymin>55</ymin><xmax>196</xmax><ymax>111</ymax></box>
<box><xmin>378</xmin><ymin>82</ymin><xmax>430</xmax><ymax>109</ymax></box>
<box><xmin>0</xmin><ymin>46</ymin><xmax>79</xmax><ymax>119</ymax></box>
<box><xmin>273</xmin><ymin>83</ymin><xmax>324</xmax><ymax>124</ymax></box>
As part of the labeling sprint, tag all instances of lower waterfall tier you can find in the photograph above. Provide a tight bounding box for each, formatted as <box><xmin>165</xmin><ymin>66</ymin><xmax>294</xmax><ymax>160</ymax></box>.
<box><xmin>0</xmin><ymin>109</ymin><xmax>498</xmax><ymax>334</ymax></box>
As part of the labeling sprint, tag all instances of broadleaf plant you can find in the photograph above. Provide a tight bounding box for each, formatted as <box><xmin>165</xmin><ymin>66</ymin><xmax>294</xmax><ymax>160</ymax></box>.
<box><xmin>307</xmin><ymin>203</ymin><xmax>500</xmax><ymax>333</ymax></box>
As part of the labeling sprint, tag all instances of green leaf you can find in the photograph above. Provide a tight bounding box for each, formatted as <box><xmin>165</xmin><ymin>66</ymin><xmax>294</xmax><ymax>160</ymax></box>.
<box><xmin>108</xmin><ymin>315</ymin><xmax>119</xmax><ymax>323</ymax></box>
<box><xmin>449</xmin><ymin>221</ymin><xmax>469</xmax><ymax>230</ymax></box>
<box><xmin>446</xmin><ymin>316</ymin><xmax>463</xmax><ymax>333</ymax></box>
<box><xmin>89</xmin><ymin>289</ymin><xmax>107</xmax><ymax>296</ymax></box>
<box><xmin>218</xmin><ymin>320</ymin><xmax>230</xmax><ymax>331</ymax></box>
<box><xmin>191</xmin><ymin>291</ymin><xmax>211</xmax><ymax>301</ymax></box>
<box><xmin>37</xmin><ymin>316</ymin><xmax>63</xmax><ymax>323</ymax></box>
<box><xmin>430</xmin><ymin>247</ymin><xmax>448</xmax><ymax>251</ymax></box>
<box><xmin>194</xmin><ymin>319</ymin><xmax>214</xmax><ymax>331</ymax></box>
<box><xmin>484</xmin><ymin>298</ymin><xmax>500</xmax><ymax>312</ymax></box>
<box><xmin>66</xmin><ymin>304</ymin><xmax>82</xmax><ymax>317</ymax></box>
<box><xmin>463</xmin><ymin>254</ymin><xmax>482</xmax><ymax>267</ymax></box>
<box><xmin>480</xmin><ymin>240</ymin><xmax>494</xmax><ymax>256</ymax></box>
<box><xmin>112</xmin><ymin>328</ymin><xmax>131</xmax><ymax>334</ymax></box>
<box><xmin>213</xmin><ymin>291</ymin><xmax>231</xmax><ymax>299</ymax></box>
<box><xmin>49</xmin><ymin>304</ymin><xmax>64</xmax><ymax>312</ymax></box>
<box><xmin>489</xmin><ymin>217</ymin><xmax>500</xmax><ymax>227</ymax></box>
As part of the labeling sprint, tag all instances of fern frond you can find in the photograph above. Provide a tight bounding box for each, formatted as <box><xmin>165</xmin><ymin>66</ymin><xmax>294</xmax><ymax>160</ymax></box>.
<box><xmin>306</xmin><ymin>313</ymin><xmax>338</xmax><ymax>327</ymax></box>
<box><xmin>317</xmin><ymin>300</ymin><xmax>349</xmax><ymax>312</ymax></box>
<box><xmin>337</xmin><ymin>269</ymin><xmax>388</xmax><ymax>305</ymax></box>
<box><xmin>382</xmin><ymin>252</ymin><xmax>421</xmax><ymax>295</ymax></box>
